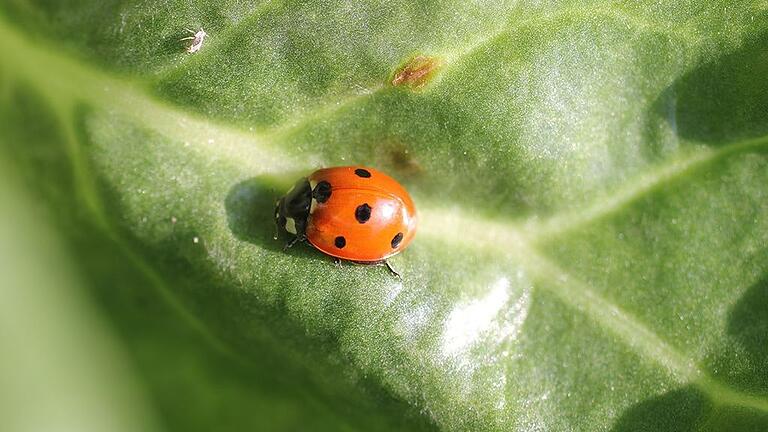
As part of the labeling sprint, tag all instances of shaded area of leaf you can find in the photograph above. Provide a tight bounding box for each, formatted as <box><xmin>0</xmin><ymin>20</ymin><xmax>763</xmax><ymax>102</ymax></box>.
<box><xmin>670</xmin><ymin>30</ymin><xmax>768</xmax><ymax>145</ymax></box>
<box><xmin>725</xmin><ymin>271</ymin><xmax>768</xmax><ymax>394</ymax></box>
<box><xmin>611</xmin><ymin>385</ymin><xmax>768</xmax><ymax>432</ymax></box>
<box><xmin>225</xmin><ymin>173</ymin><xmax>316</xmax><ymax>256</ymax></box>
<box><xmin>699</xmin><ymin>406</ymin><xmax>768</xmax><ymax>432</ymax></box>
<box><xmin>609</xmin><ymin>386</ymin><xmax>710</xmax><ymax>432</ymax></box>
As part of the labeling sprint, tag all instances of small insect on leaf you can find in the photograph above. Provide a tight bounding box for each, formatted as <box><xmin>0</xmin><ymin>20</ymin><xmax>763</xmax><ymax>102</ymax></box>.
<box><xmin>391</xmin><ymin>55</ymin><xmax>443</xmax><ymax>90</ymax></box>
<box><xmin>181</xmin><ymin>28</ymin><xmax>207</xmax><ymax>54</ymax></box>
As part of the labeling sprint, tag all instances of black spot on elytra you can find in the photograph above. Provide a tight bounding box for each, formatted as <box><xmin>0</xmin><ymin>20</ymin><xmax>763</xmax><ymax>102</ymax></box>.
<box><xmin>334</xmin><ymin>236</ymin><xmax>346</xmax><ymax>249</ymax></box>
<box><xmin>391</xmin><ymin>232</ymin><xmax>404</xmax><ymax>249</ymax></box>
<box><xmin>355</xmin><ymin>203</ymin><xmax>372</xmax><ymax>223</ymax></box>
<box><xmin>355</xmin><ymin>168</ymin><xmax>371</xmax><ymax>178</ymax></box>
<box><xmin>313</xmin><ymin>181</ymin><xmax>332</xmax><ymax>203</ymax></box>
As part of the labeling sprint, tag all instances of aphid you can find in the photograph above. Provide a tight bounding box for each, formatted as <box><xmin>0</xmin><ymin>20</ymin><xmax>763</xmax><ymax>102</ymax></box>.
<box><xmin>275</xmin><ymin>166</ymin><xmax>418</xmax><ymax>277</ymax></box>
<box><xmin>181</xmin><ymin>28</ymin><xmax>207</xmax><ymax>54</ymax></box>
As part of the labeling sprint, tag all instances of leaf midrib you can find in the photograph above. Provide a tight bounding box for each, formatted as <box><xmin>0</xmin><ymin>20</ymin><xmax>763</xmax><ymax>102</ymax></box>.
<box><xmin>3</xmin><ymin>14</ymin><xmax>767</xmax><ymax>415</ymax></box>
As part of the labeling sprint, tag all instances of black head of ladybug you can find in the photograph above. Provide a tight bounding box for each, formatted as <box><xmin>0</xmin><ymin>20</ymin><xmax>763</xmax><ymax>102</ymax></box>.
<box><xmin>275</xmin><ymin>177</ymin><xmax>312</xmax><ymax>238</ymax></box>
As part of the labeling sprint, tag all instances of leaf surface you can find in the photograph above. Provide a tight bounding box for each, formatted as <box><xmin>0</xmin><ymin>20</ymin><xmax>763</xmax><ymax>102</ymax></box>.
<box><xmin>1</xmin><ymin>1</ymin><xmax>768</xmax><ymax>430</ymax></box>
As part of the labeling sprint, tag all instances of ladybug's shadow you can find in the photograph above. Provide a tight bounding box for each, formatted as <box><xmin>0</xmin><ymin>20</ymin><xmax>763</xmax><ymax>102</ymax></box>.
<box><xmin>224</xmin><ymin>174</ymin><xmax>318</xmax><ymax>259</ymax></box>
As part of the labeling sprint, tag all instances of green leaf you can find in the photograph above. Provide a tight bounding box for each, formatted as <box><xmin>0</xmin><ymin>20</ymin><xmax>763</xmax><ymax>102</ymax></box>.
<box><xmin>1</xmin><ymin>1</ymin><xmax>768</xmax><ymax>431</ymax></box>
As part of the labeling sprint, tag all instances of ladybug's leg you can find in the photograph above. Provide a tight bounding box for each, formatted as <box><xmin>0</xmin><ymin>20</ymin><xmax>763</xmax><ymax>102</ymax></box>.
<box><xmin>352</xmin><ymin>260</ymin><xmax>402</xmax><ymax>278</ymax></box>
<box><xmin>383</xmin><ymin>260</ymin><xmax>401</xmax><ymax>279</ymax></box>
<box><xmin>273</xmin><ymin>201</ymin><xmax>281</xmax><ymax>241</ymax></box>
<box><xmin>273</xmin><ymin>220</ymin><xmax>280</xmax><ymax>241</ymax></box>
<box><xmin>283</xmin><ymin>235</ymin><xmax>304</xmax><ymax>250</ymax></box>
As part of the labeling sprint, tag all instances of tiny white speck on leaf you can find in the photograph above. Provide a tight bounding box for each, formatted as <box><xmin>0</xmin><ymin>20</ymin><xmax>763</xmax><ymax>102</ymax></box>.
<box><xmin>193</xmin><ymin>237</ymin><xmax>199</xmax><ymax>244</ymax></box>
<box><xmin>182</xmin><ymin>28</ymin><xmax>207</xmax><ymax>54</ymax></box>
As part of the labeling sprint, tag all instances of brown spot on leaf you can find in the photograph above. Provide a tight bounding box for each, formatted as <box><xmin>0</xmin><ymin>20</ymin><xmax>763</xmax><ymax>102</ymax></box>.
<box><xmin>391</xmin><ymin>55</ymin><xmax>442</xmax><ymax>90</ymax></box>
<box><xmin>388</xmin><ymin>144</ymin><xmax>423</xmax><ymax>177</ymax></box>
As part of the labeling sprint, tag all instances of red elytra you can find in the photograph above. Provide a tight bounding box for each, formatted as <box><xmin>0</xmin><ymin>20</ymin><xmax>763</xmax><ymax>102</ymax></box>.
<box><xmin>275</xmin><ymin>166</ymin><xmax>418</xmax><ymax>263</ymax></box>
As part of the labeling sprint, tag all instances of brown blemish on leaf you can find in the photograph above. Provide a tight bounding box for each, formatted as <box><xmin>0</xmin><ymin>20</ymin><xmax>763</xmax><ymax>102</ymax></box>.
<box><xmin>386</xmin><ymin>142</ymin><xmax>424</xmax><ymax>178</ymax></box>
<box><xmin>391</xmin><ymin>55</ymin><xmax>443</xmax><ymax>90</ymax></box>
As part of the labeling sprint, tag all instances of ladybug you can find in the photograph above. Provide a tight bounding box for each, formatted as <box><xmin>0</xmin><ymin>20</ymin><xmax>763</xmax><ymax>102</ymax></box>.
<box><xmin>275</xmin><ymin>166</ymin><xmax>417</xmax><ymax>275</ymax></box>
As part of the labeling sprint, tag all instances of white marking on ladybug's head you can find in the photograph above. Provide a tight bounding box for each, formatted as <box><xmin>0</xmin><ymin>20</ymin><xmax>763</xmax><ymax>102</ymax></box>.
<box><xmin>309</xmin><ymin>179</ymin><xmax>318</xmax><ymax>190</ymax></box>
<box><xmin>309</xmin><ymin>198</ymin><xmax>318</xmax><ymax>214</ymax></box>
<box><xmin>285</xmin><ymin>217</ymin><xmax>297</xmax><ymax>234</ymax></box>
